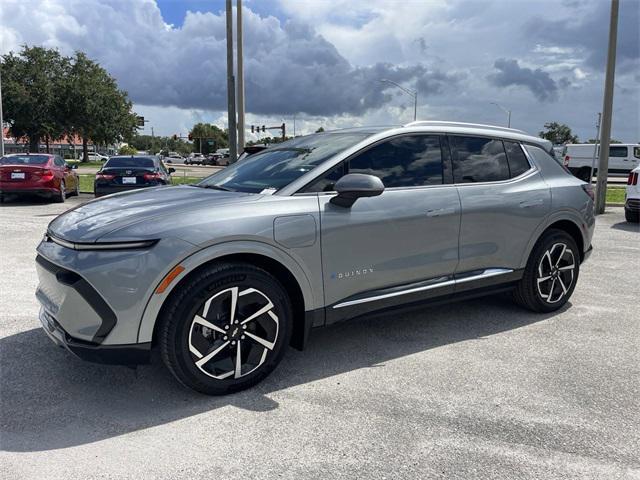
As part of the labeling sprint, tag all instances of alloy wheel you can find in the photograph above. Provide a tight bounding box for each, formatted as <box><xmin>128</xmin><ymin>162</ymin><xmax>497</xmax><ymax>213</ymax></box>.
<box><xmin>536</xmin><ymin>242</ymin><xmax>575</xmax><ymax>304</ymax></box>
<box><xmin>188</xmin><ymin>286</ymin><xmax>279</xmax><ymax>380</ymax></box>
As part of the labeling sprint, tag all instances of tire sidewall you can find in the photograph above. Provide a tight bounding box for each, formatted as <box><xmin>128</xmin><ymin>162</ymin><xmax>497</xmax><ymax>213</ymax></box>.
<box><xmin>164</xmin><ymin>264</ymin><xmax>292</xmax><ymax>394</ymax></box>
<box><xmin>527</xmin><ymin>231</ymin><xmax>580</xmax><ymax>312</ymax></box>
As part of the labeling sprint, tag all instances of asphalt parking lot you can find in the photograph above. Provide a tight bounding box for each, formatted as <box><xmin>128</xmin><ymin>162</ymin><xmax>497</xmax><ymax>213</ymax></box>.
<box><xmin>0</xmin><ymin>194</ymin><xmax>638</xmax><ymax>479</ymax></box>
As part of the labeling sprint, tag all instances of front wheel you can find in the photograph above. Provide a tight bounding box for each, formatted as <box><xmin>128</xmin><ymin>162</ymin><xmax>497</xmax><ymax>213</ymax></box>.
<box><xmin>159</xmin><ymin>262</ymin><xmax>293</xmax><ymax>395</ymax></box>
<box><xmin>513</xmin><ymin>229</ymin><xmax>580</xmax><ymax>313</ymax></box>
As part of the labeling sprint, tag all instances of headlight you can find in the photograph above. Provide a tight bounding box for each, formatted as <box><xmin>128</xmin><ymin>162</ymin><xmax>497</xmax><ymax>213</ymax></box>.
<box><xmin>45</xmin><ymin>233</ymin><xmax>158</xmax><ymax>251</ymax></box>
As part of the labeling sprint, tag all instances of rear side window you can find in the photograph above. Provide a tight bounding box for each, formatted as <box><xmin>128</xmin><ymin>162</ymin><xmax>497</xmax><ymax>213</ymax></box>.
<box><xmin>451</xmin><ymin>136</ymin><xmax>509</xmax><ymax>183</ymax></box>
<box><xmin>609</xmin><ymin>146</ymin><xmax>628</xmax><ymax>157</ymax></box>
<box><xmin>347</xmin><ymin>135</ymin><xmax>444</xmax><ymax>188</ymax></box>
<box><xmin>504</xmin><ymin>141</ymin><xmax>531</xmax><ymax>177</ymax></box>
<box><xmin>634</xmin><ymin>147</ymin><xmax>640</xmax><ymax>159</ymax></box>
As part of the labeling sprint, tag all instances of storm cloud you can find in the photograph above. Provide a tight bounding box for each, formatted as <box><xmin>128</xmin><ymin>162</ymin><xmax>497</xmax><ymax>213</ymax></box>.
<box><xmin>488</xmin><ymin>58</ymin><xmax>559</xmax><ymax>102</ymax></box>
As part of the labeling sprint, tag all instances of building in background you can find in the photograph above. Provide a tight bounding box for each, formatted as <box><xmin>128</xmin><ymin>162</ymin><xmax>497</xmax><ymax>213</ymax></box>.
<box><xmin>1</xmin><ymin>127</ymin><xmax>118</xmax><ymax>158</ymax></box>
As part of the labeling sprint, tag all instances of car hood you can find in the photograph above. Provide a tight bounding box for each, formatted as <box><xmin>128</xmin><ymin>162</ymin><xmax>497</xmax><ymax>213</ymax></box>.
<box><xmin>48</xmin><ymin>185</ymin><xmax>256</xmax><ymax>242</ymax></box>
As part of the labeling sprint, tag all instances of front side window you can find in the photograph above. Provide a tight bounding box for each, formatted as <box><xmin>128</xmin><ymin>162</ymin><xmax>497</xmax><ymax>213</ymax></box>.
<box><xmin>347</xmin><ymin>135</ymin><xmax>444</xmax><ymax>188</ymax></box>
<box><xmin>634</xmin><ymin>146</ymin><xmax>640</xmax><ymax>159</ymax></box>
<box><xmin>197</xmin><ymin>133</ymin><xmax>373</xmax><ymax>193</ymax></box>
<box><xmin>609</xmin><ymin>146</ymin><xmax>628</xmax><ymax>157</ymax></box>
<box><xmin>451</xmin><ymin>136</ymin><xmax>509</xmax><ymax>183</ymax></box>
<box><xmin>504</xmin><ymin>141</ymin><xmax>531</xmax><ymax>177</ymax></box>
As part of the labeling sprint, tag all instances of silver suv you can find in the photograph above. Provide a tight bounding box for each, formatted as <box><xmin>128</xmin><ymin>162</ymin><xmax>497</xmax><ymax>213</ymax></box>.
<box><xmin>35</xmin><ymin>122</ymin><xmax>595</xmax><ymax>394</ymax></box>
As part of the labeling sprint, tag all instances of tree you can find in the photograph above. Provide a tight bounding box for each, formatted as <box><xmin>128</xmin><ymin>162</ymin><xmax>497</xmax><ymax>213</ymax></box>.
<box><xmin>539</xmin><ymin>122</ymin><xmax>579</xmax><ymax>145</ymax></box>
<box><xmin>62</xmin><ymin>52</ymin><xmax>138</xmax><ymax>162</ymax></box>
<box><xmin>315</xmin><ymin>127</ymin><xmax>325</xmax><ymax>133</ymax></box>
<box><xmin>1</xmin><ymin>46</ymin><xmax>68</xmax><ymax>152</ymax></box>
<box><xmin>118</xmin><ymin>145</ymin><xmax>137</xmax><ymax>155</ymax></box>
<box><xmin>189</xmin><ymin>123</ymin><xmax>228</xmax><ymax>155</ymax></box>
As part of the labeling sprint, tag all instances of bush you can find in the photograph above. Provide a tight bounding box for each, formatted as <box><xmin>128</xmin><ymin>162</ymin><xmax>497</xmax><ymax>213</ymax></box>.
<box><xmin>118</xmin><ymin>145</ymin><xmax>137</xmax><ymax>155</ymax></box>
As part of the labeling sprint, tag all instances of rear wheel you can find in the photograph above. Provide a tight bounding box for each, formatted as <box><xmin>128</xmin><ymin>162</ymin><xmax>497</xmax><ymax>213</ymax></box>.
<box><xmin>159</xmin><ymin>262</ymin><xmax>292</xmax><ymax>395</ymax></box>
<box><xmin>53</xmin><ymin>180</ymin><xmax>66</xmax><ymax>203</ymax></box>
<box><xmin>513</xmin><ymin>229</ymin><xmax>579</xmax><ymax>313</ymax></box>
<box><xmin>576</xmin><ymin>167</ymin><xmax>592</xmax><ymax>182</ymax></box>
<box><xmin>625</xmin><ymin>208</ymin><xmax>639</xmax><ymax>223</ymax></box>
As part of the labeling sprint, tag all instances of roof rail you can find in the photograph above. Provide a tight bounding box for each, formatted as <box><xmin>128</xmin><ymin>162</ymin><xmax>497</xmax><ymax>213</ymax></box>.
<box><xmin>403</xmin><ymin>120</ymin><xmax>527</xmax><ymax>135</ymax></box>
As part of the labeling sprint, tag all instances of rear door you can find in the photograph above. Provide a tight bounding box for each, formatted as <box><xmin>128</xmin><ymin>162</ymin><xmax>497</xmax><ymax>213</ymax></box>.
<box><xmin>305</xmin><ymin>134</ymin><xmax>461</xmax><ymax>321</ymax></box>
<box><xmin>451</xmin><ymin>135</ymin><xmax>550</xmax><ymax>283</ymax></box>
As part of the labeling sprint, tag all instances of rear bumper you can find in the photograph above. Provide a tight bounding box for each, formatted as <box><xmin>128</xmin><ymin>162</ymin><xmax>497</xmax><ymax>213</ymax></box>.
<box><xmin>0</xmin><ymin>185</ymin><xmax>59</xmax><ymax>195</ymax></box>
<box><xmin>94</xmin><ymin>184</ymin><xmax>154</xmax><ymax>197</ymax></box>
<box><xmin>625</xmin><ymin>198</ymin><xmax>640</xmax><ymax>212</ymax></box>
<box><xmin>39</xmin><ymin>307</ymin><xmax>151</xmax><ymax>365</ymax></box>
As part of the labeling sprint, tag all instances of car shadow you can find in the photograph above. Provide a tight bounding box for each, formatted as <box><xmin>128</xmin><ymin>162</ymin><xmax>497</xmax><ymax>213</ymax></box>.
<box><xmin>0</xmin><ymin>294</ymin><xmax>568</xmax><ymax>452</ymax></box>
<box><xmin>611</xmin><ymin>221</ymin><xmax>639</xmax><ymax>232</ymax></box>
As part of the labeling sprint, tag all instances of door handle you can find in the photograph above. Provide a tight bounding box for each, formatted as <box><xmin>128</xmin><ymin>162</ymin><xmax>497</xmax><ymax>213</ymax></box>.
<box><xmin>426</xmin><ymin>207</ymin><xmax>456</xmax><ymax>217</ymax></box>
<box><xmin>519</xmin><ymin>199</ymin><xmax>544</xmax><ymax>208</ymax></box>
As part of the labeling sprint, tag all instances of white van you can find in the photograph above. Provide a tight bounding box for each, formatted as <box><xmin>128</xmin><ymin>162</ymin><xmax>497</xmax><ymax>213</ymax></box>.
<box><xmin>563</xmin><ymin>144</ymin><xmax>640</xmax><ymax>181</ymax></box>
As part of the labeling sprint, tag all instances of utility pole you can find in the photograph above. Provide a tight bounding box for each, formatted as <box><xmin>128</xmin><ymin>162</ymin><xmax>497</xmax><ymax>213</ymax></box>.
<box><xmin>589</xmin><ymin>113</ymin><xmax>602</xmax><ymax>184</ymax></box>
<box><xmin>225</xmin><ymin>0</ymin><xmax>238</xmax><ymax>162</ymax></box>
<box><xmin>379</xmin><ymin>79</ymin><xmax>417</xmax><ymax>121</ymax></box>
<box><xmin>490</xmin><ymin>102</ymin><xmax>512</xmax><ymax>128</ymax></box>
<box><xmin>595</xmin><ymin>0</ymin><xmax>619</xmax><ymax>214</ymax></box>
<box><xmin>236</xmin><ymin>0</ymin><xmax>245</xmax><ymax>155</ymax></box>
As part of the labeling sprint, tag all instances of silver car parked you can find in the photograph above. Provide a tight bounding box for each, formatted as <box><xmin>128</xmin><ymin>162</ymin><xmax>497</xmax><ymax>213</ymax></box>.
<box><xmin>35</xmin><ymin>122</ymin><xmax>595</xmax><ymax>394</ymax></box>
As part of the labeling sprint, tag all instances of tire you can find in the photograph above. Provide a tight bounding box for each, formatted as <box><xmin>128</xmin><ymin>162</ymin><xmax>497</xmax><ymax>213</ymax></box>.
<box><xmin>53</xmin><ymin>181</ymin><xmax>66</xmax><ymax>203</ymax></box>
<box><xmin>159</xmin><ymin>262</ymin><xmax>293</xmax><ymax>395</ymax></box>
<box><xmin>513</xmin><ymin>229</ymin><xmax>580</xmax><ymax>313</ymax></box>
<box><xmin>69</xmin><ymin>178</ymin><xmax>80</xmax><ymax>197</ymax></box>
<box><xmin>625</xmin><ymin>208</ymin><xmax>639</xmax><ymax>223</ymax></box>
<box><xmin>576</xmin><ymin>167</ymin><xmax>592</xmax><ymax>182</ymax></box>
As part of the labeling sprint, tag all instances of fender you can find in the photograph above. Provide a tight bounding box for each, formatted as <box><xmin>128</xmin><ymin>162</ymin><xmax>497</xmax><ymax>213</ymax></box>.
<box><xmin>518</xmin><ymin>208</ymin><xmax>589</xmax><ymax>268</ymax></box>
<box><xmin>136</xmin><ymin>239</ymin><xmax>318</xmax><ymax>344</ymax></box>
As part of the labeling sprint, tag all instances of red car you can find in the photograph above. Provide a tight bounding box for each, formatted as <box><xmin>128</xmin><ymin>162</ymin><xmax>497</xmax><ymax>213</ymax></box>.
<box><xmin>0</xmin><ymin>153</ymin><xmax>79</xmax><ymax>203</ymax></box>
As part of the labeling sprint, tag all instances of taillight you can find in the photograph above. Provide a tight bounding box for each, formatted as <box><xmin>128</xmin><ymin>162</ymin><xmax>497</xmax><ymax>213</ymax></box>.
<box><xmin>96</xmin><ymin>173</ymin><xmax>115</xmax><ymax>180</ymax></box>
<box><xmin>628</xmin><ymin>172</ymin><xmax>638</xmax><ymax>185</ymax></box>
<box><xmin>563</xmin><ymin>155</ymin><xmax>570</xmax><ymax>167</ymax></box>
<box><xmin>41</xmin><ymin>169</ymin><xmax>54</xmax><ymax>179</ymax></box>
<box><xmin>582</xmin><ymin>184</ymin><xmax>595</xmax><ymax>201</ymax></box>
<box><xmin>143</xmin><ymin>172</ymin><xmax>162</xmax><ymax>181</ymax></box>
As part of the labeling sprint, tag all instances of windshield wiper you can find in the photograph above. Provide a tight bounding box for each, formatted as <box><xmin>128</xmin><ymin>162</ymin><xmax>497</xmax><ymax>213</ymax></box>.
<box><xmin>195</xmin><ymin>184</ymin><xmax>234</xmax><ymax>192</ymax></box>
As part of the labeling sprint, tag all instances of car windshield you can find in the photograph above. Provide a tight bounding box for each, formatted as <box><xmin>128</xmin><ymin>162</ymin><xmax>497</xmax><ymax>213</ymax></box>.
<box><xmin>104</xmin><ymin>157</ymin><xmax>155</xmax><ymax>169</ymax></box>
<box><xmin>0</xmin><ymin>155</ymin><xmax>49</xmax><ymax>165</ymax></box>
<box><xmin>197</xmin><ymin>133</ymin><xmax>373</xmax><ymax>193</ymax></box>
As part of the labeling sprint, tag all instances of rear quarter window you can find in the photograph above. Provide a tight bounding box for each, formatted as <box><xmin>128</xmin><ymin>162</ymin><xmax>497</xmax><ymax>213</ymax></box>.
<box><xmin>504</xmin><ymin>141</ymin><xmax>531</xmax><ymax>177</ymax></box>
<box><xmin>450</xmin><ymin>136</ymin><xmax>509</xmax><ymax>183</ymax></box>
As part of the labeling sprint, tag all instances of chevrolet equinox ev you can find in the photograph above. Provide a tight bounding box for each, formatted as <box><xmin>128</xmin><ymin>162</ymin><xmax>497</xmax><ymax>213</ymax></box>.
<box><xmin>35</xmin><ymin>122</ymin><xmax>595</xmax><ymax>394</ymax></box>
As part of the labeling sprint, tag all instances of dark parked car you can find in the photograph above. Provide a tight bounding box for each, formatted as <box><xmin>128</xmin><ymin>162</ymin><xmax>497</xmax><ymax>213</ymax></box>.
<box><xmin>94</xmin><ymin>155</ymin><xmax>174</xmax><ymax>197</ymax></box>
<box><xmin>0</xmin><ymin>153</ymin><xmax>79</xmax><ymax>203</ymax></box>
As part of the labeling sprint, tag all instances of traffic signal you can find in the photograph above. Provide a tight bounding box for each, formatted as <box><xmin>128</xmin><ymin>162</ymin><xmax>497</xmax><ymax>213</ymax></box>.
<box><xmin>136</xmin><ymin>116</ymin><xmax>145</xmax><ymax>127</ymax></box>
<box><xmin>172</xmin><ymin>134</ymin><xmax>178</xmax><ymax>141</ymax></box>
<box><xmin>188</xmin><ymin>133</ymin><xmax>193</xmax><ymax>141</ymax></box>
<box><xmin>262</xmin><ymin>125</ymin><xmax>266</xmax><ymax>132</ymax></box>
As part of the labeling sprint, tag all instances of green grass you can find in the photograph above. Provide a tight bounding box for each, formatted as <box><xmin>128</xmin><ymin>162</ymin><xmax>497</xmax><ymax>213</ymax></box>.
<box><xmin>78</xmin><ymin>174</ymin><xmax>200</xmax><ymax>193</ymax></box>
<box><xmin>77</xmin><ymin>174</ymin><xmax>628</xmax><ymax>204</ymax></box>
<box><xmin>606</xmin><ymin>187</ymin><xmax>626</xmax><ymax>204</ymax></box>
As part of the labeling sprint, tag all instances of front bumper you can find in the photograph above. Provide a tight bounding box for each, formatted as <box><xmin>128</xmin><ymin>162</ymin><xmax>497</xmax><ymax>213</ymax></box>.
<box><xmin>39</xmin><ymin>307</ymin><xmax>151</xmax><ymax>365</ymax></box>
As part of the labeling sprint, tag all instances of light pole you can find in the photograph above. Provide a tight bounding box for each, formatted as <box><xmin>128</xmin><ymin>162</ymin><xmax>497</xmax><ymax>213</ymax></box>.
<box><xmin>380</xmin><ymin>79</ymin><xmax>417</xmax><ymax>121</ymax></box>
<box><xmin>0</xmin><ymin>68</ymin><xmax>4</xmax><ymax>157</ymax></box>
<box><xmin>490</xmin><ymin>102</ymin><xmax>511</xmax><ymax>128</ymax></box>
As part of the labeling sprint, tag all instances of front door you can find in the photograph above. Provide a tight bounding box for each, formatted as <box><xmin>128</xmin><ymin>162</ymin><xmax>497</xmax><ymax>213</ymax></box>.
<box><xmin>303</xmin><ymin>134</ymin><xmax>461</xmax><ymax>323</ymax></box>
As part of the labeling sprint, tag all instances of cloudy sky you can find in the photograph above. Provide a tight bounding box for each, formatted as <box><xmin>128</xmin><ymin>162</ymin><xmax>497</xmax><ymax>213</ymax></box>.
<box><xmin>1</xmin><ymin>0</ymin><xmax>638</xmax><ymax>142</ymax></box>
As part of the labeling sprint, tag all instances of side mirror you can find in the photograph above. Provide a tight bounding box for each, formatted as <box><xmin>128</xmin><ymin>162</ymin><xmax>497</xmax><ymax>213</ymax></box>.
<box><xmin>330</xmin><ymin>173</ymin><xmax>384</xmax><ymax>208</ymax></box>
<box><xmin>168</xmin><ymin>167</ymin><xmax>176</xmax><ymax>174</ymax></box>
<box><xmin>71</xmin><ymin>163</ymin><xmax>78</xmax><ymax>170</ymax></box>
